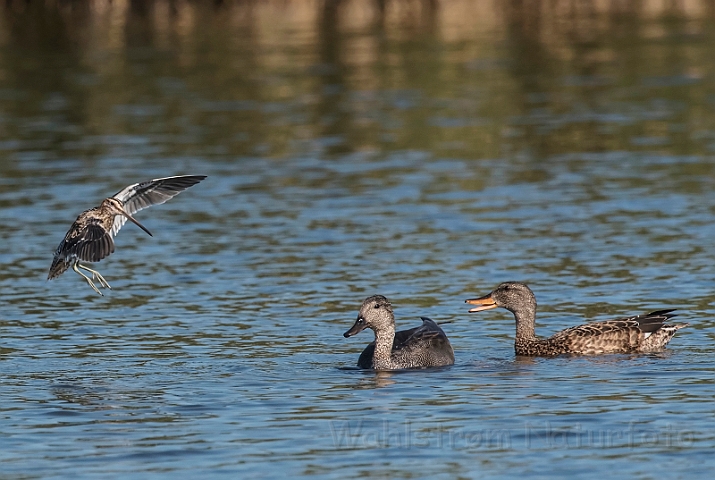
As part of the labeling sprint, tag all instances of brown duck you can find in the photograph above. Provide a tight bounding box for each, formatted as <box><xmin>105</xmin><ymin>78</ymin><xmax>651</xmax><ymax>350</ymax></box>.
<box><xmin>465</xmin><ymin>282</ymin><xmax>688</xmax><ymax>356</ymax></box>
<box><xmin>344</xmin><ymin>295</ymin><xmax>455</xmax><ymax>370</ymax></box>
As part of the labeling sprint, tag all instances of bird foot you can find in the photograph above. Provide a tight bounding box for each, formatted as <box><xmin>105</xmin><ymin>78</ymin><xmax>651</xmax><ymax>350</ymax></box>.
<box><xmin>85</xmin><ymin>278</ymin><xmax>104</xmax><ymax>296</ymax></box>
<box><xmin>74</xmin><ymin>263</ymin><xmax>111</xmax><ymax>296</ymax></box>
<box><xmin>91</xmin><ymin>272</ymin><xmax>112</xmax><ymax>290</ymax></box>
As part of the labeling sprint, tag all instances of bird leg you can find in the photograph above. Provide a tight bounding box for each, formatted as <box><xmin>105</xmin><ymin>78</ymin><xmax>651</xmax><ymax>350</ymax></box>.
<box><xmin>72</xmin><ymin>262</ymin><xmax>103</xmax><ymax>295</ymax></box>
<box><xmin>72</xmin><ymin>262</ymin><xmax>106</xmax><ymax>296</ymax></box>
<box><xmin>77</xmin><ymin>263</ymin><xmax>112</xmax><ymax>290</ymax></box>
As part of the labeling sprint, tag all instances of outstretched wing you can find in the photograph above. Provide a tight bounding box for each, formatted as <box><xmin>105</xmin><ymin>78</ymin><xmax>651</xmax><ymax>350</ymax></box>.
<box><xmin>54</xmin><ymin>218</ymin><xmax>116</xmax><ymax>264</ymax></box>
<box><xmin>110</xmin><ymin>175</ymin><xmax>206</xmax><ymax>237</ymax></box>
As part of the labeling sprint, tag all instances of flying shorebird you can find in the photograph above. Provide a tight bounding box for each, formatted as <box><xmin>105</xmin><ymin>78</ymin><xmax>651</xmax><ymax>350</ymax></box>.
<box><xmin>48</xmin><ymin>175</ymin><xmax>207</xmax><ymax>295</ymax></box>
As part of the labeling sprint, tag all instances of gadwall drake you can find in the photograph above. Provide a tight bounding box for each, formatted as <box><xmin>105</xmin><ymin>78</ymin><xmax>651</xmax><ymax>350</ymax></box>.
<box><xmin>466</xmin><ymin>282</ymin><xmax>687</xmax><ymax>356</ymax></box>
<box><xmin>344</xmin><ymin>295</ymin><xmax>455</xmax><ymax>370</ymax></box>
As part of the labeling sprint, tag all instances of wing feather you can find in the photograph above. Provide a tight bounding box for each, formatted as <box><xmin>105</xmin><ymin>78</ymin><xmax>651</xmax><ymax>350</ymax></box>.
<box><xmin>548</xmin><ymin>309</ymin><xmax>678</xmax><ymax>353</ymax></box>
<box><xmin>110</xmin><ymin>175</ymin><xmax>206</xmax><ymax>237</ymax></box>
<box><xmin>56</xmin><ymin>220</ymin><xmax>116</xmax><ymax>263</ymax></box>
<box><xmin>355</xmin><ymin>317</ymin><xmax>454</xmax><ymax>369</ymax></box>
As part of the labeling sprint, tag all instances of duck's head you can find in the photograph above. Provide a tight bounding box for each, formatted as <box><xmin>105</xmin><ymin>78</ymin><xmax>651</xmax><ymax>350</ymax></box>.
<box><xmin>465</xmin><ymin>282</ymin><xmax>536</xmax><ymax>315</ymax></box>
<box><xmin>344</xmin><ymin>295</ymin><xmax>394</xmax><ymax>337</ymax></box>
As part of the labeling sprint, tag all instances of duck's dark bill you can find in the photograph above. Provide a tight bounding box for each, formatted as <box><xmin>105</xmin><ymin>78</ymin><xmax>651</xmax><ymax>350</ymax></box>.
<box><xmin>343</xmin><ymin>318</ymin><xmax>367</xmax><ymax>338</ymax></box>
<box><xmin>465</xmin><ymin>295</ymin><xmax>498</xmax><ymax>313</ymax></box>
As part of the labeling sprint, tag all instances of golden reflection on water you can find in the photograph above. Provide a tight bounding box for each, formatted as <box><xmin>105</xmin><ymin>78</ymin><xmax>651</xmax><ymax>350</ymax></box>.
<box><xmin>1</xmin><ymin>0</ymin><xmax>715</xmax><ymax>163</ymax></box>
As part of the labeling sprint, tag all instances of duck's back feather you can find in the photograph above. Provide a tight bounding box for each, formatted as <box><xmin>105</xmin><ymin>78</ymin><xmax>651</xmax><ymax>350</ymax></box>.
<box><xmin>525</xmin><ymin>309</ymin><xmax>686</xmax><ymax>355</ymax></box>
<box><xmin>356</xmin><ymin>317</ymin><xmax>454</xmax><ymax>369</ymax></box>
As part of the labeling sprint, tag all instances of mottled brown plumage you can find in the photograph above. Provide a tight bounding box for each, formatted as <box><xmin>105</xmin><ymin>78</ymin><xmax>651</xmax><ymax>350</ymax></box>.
<box><xmin>344</xmin><ymin>295</ymin><xmax>455</xmax><ymax>370</ymax></box>
<box><xmin>466</xmin><ymin>282</ymin><xmax>687</xmax><ymax>356</ymax></box>
<box><xmin>49</xmin><ymin>175</ymin><xmax>206</xmax><ymax>295</ymax></box>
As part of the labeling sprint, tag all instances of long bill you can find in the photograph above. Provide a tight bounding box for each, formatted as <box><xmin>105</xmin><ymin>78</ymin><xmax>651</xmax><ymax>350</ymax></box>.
<box><xmin>120</xmin><ymin>208</ymin><xmax>153</xmax><ymax>237</ymax></box>
<box><xmin>465</xmin><ymin>294</ymin><xmax>498</xmax><ymax>313</ymax></box>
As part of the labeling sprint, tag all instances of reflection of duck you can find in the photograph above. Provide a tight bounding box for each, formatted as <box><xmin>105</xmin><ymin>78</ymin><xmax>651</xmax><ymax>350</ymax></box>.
<box><xmin>344</xmin><ymin>295</ymin><xmax>455</xmax><ymax>370</ymax></box>
<box><xmin>466</xmin><ymin>282</ymin><xmax>688</xmax><ymax>356</ymax></box>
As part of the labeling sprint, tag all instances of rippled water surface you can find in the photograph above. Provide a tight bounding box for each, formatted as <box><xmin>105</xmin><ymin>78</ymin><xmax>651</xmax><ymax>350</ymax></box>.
<box><xmin>2</xmin><ymin>1</ymin><xmax>715</xmax><ymax>478</ymax></box>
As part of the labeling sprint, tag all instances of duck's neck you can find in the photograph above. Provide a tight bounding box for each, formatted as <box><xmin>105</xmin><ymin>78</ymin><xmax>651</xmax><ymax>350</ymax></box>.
<box><xmin>372</xmin><ymin>324</ymin><xmax>396</xmax><ymax>370</ymax></box>
<box><xmin>513</xmin><ymin>308</ymin><xmax>538</xmax><ymax>343</ymax></box>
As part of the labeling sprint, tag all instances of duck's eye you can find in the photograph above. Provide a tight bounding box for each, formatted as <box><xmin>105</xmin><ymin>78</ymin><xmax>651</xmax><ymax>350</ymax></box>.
<box><xmin>374</xmin><ymin>304</ymin><xmax>381</xmax><ymax>309</ymax></box>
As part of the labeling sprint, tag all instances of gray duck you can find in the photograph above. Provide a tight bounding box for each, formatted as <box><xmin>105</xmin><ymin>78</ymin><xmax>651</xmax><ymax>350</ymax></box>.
<box><xmin>344</xmin><ymin>295</ymin><xmax>455</xmax><ymax>370</ymax></box>
<box><xmin>466</xmin><ymin>282</ymin><xmax>687</xmax><ymax>356</ymax></box>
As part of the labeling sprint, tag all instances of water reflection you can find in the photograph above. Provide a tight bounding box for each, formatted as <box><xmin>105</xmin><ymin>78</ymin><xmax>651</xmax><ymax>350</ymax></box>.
<box><xmin>355</xmin><ymin>370</ymin><xmax>397</xmax><ymax>389</ymax></box>
<box><xmin>1</xmin><ymin>0</ymin><xmax>713</xmax><ymax>163</ymax></box>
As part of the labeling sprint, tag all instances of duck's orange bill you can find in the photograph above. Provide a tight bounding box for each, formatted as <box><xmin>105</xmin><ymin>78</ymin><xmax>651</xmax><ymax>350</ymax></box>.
<box><xmin>465</xmin><ymin>295</ymin><xmax>498</xmax><ymax>313</ymax></box>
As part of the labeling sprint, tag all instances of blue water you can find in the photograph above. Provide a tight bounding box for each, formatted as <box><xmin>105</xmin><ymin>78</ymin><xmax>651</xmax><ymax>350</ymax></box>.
<box><xmin>1</xmin><ymin>1</ymin><xmax>715</xmax><ymax>478</ymax></box>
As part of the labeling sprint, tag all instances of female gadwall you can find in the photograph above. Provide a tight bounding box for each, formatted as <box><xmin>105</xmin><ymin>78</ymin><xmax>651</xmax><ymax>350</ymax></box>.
<box><xmin>343</xmin><ymin>295</ymin><xmax>455</xmax><ymax>370</ymax></box>
<box><xmin>465</xmin><ymin>282</ymin><xmax>687</xmax><ymax>356</ymax></box>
